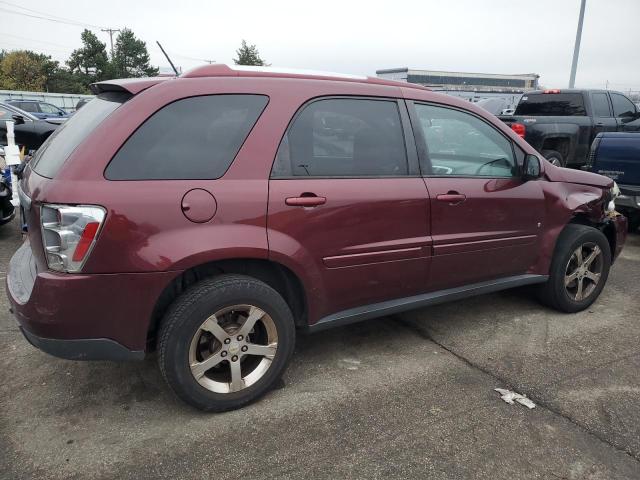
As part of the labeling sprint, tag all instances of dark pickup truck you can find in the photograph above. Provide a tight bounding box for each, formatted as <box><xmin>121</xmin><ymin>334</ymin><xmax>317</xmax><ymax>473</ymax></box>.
<box><xmin>499</xmin><ymin>89</ymin><xmax>640</xmax><ymax>167</ymax></box>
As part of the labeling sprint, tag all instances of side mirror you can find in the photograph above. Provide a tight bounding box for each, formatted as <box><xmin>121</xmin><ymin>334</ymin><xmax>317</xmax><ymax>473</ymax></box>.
<box><xmin>11</xmin><ymin>114</ymin><xmax>25</xmax><ymax>125</ymax></box>
<box><xmin>523</xmin><ymin>154</ymin><xmax>542</xmax><ymax>180</ymax></box>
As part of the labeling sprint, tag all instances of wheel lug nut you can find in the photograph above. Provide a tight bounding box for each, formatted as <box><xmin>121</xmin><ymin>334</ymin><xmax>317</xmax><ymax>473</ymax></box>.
<box><xmin>231</xmin><ymin>355</ymin><xmax>238</xmax><ymax>362</ymax></box>
<box><xmin>221</xmin><ymin>351</ymin><xmax>227</xmax><ymax>357</ymax></box>
<box><xmin>241</xmin><ymin>346</ymin><xmax>248</xmax><ymax>352</ymax></box>
<box><xmin>224</xmin><ymin>338</ymin><xmax>231</xmax><ymax>344</ymax></box>
<box><xmin>237</xmin><ymin>335</ymin><xmax>244</xmax><ymax>341</ymax></box>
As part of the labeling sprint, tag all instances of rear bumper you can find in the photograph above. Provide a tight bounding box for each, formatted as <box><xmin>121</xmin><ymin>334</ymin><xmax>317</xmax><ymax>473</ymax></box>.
<box><xmin>7</xmin><ymin>240</ymin><xmax>178</xmax><ymax>360</ymax></box>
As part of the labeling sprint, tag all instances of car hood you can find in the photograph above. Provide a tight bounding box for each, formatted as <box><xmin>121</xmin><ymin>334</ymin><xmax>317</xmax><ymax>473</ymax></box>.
<box><xmin>544</xmin><ymin>162</ymin><xmax>613</xmax><ymax>188</ymax></box>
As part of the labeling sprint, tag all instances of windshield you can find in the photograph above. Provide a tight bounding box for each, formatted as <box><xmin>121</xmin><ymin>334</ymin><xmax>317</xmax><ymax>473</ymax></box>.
<box><xmin>31</xmin><ymin>92</ymin><xmax>130</xmax><ymax>178</ymax></box>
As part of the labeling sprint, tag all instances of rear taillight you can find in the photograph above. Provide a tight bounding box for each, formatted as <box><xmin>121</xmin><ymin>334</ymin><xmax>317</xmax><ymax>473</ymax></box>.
<box><xmin>510</xmin><ymin>123</ymin><xmax>526</xmax><ymax>138</ymax></box>
<box><xmin>40</xmin><ymin>204</ymin><xmax>106</xmax><ymax>272</ymax></box>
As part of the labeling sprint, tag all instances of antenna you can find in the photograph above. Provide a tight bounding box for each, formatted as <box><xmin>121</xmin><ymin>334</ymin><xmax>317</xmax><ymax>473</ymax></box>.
<box><xmin>156</xmin><ymin>41</ymin><xmax>179</xmax><ymax>76</ymax></box>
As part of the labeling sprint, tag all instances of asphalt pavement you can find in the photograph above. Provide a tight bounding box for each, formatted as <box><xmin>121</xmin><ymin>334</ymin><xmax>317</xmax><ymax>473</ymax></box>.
<box><xmin>1</xmin><ymin>220</ymin><xmax>639</xmax><ymax>480</ymax></box>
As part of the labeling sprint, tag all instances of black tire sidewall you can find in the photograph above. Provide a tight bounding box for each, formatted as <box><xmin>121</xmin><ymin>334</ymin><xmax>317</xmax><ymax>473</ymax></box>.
<box><xmin>548</xmin><ymin>226</ymin><xmax>611</xmax><ymax>312</ymax></box>
<box><xmin>159</xmin><ymin>275</ymin><xmax>295</xmax><ymax>411</ymax></box>
<box><xmin>542</xmin><ymin>149</ymin><xmax>565</xmax><ymax>167</ymax></box>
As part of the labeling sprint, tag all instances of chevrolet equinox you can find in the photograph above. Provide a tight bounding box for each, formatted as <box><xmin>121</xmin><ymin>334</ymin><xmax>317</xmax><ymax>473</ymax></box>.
<box><xmin>7</xmin><ymin>65</ymin><xmax>628</xmax><ymax>411</ymax></box>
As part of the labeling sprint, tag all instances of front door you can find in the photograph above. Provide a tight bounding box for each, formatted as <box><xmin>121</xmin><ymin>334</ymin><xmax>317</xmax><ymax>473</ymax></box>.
<box><xmin>267</xmin><ymin>97</ymin><xmax>431</xmax><ymax>321</ymax></box>
<box><xmin>410</xmin><ymin>101</ymin><xmax>545</xmax><ymax>291</ymax></box>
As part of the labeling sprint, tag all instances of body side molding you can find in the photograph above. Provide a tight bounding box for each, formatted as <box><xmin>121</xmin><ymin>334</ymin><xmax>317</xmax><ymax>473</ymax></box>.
<box><xmin>307</xmin><ymin>274</ymin><xmax>548</xmax><ymax>332</ymax></box>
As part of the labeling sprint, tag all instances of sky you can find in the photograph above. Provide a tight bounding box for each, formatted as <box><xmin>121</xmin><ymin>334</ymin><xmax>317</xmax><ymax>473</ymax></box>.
<box><xmin>0</xmin><ymin>0</ymin><xmax>638</xmax><ymax>91</ymax></box>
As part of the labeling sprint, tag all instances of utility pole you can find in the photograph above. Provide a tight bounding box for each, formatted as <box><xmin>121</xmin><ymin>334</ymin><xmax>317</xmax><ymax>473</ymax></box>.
<box><xmin>568</xmin><ymin>0</ymin><xmax>586</xmax><ymax>88</ymax></box>
<box><xmin>101</xmin><ymin>28</ymin><xmax>121</xmax><ymax>56</ymax></box>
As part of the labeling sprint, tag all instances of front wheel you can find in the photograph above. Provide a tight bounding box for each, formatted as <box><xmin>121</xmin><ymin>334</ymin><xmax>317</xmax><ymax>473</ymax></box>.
<box><xmin>158</xmin><ymin>275</ymin><xmax>296</xmax><ymax>411</ymax></box>
<box><xmin>538</xmin><ymin>224</ymin><xmax>611</xmax><ymax>313</ymax></box>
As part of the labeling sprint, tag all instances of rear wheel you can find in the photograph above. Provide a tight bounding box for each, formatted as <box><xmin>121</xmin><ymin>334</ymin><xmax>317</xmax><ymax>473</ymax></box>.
<box><xmin>158</xmin><ymin>274</ymin><xmax>295</xmax><ymax>411</ymax></box>
<box><xmin>538</xmin><ymin>224</ymin><xmax>611</xmax><ymax>313</ymax></box>
<box><xmin>541</xmin><ymin>149</ymin><xmax>565</xmax><ymax>167</ymax></box>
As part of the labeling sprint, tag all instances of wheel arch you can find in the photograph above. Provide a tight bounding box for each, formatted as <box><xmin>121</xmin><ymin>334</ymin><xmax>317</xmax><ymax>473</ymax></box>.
<box><xmin>147</xmin><ymin>258</ymin><xmax>308</xmax><ymax>349</ymax></box>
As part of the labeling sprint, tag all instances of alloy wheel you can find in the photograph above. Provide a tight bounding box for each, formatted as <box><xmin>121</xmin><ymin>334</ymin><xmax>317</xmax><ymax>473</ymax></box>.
<box><xmin>188</xmin><ymin>305</ymin><xmax>278</xmax><ymax>394</ymax></box>
<box><xmin>564</xmin><ymin>242</ymin><xmax>603</xmax><ymax>301</ymax></box>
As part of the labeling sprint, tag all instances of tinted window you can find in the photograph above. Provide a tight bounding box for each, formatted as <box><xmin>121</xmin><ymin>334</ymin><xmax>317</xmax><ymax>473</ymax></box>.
<box><xmin>592</xmin><ymin>93</ymin><xmax>611</xmax><ymax>117</ymax></box>
<box><xmin>611</xmin><ymin>93</ymin><xmax>637</xmax><ymax>118</ymax></box>
<box><xmin>106</xmin><ymin>95</ymin><xmax>268</xmax><ymax>180</ymax></box>
<box><xmin>16</xmin><ymin>102</ymin><xmax>37</xmax><ymax>113</ymax></box>
<box><xmin>415</xmin><ymin>104</ymin><xmax>516</xmax><ymax>177</ymax></box>
<box><xmin>272</xmin><ymin>98</ymin><xmax>407</xmax><ymax>177</ymax></box>
<box><xmin>32</xmin><ymin>93</ymin><xmax>129</xmax><ymax>178</ymax></box>
<box><xmin>515</xmin><ymin>93</ymin><xmax>586</xmax><ymax>116</ymax></box>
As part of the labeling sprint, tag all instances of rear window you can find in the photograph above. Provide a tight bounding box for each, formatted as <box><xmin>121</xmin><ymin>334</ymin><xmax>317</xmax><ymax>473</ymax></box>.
<box><xmin>32</xmin><ymin>92</ymin><xmax>129</xmax><ymax>178</ymax></box>
<box><xmin>515</xmin><ymin>93</ymin><xmax>587</xmax><ymax>116</ymax></box>
<box><xmin>105</xmin><ymin>94</ymin><xmax>268</xmax><ymax>180</ymax></box>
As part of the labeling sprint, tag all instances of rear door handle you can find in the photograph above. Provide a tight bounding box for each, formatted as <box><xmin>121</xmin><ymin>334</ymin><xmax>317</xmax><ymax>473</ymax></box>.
<box><xmin>436</xmin><ymin>192</ymin><xmax>466</xmax><ymax>205</ymax></box>
<box><xmin>285</xmin><ymin>195</ymin><xmax>326</xmax><ymax>207</ymax></box>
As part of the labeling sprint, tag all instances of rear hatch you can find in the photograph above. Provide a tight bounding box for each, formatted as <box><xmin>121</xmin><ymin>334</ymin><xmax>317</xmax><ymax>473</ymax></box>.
<box><xmin>588</xmin><ymin>133</ymin><xmax>640</xmax><ymax>188</ymax></box>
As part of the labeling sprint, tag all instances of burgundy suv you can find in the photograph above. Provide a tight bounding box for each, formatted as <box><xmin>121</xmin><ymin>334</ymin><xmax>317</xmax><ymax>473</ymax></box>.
<box><xmin>7</xmin><ymin>65</ymin><xmax>627</xmax><ymax>411</ymax></box>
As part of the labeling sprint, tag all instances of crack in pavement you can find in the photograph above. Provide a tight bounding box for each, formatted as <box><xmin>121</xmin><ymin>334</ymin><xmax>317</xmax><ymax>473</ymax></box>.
<box><xmin>392</xmin><ymin>315</ymin><xmax>640</xmax><ymax>465</ymax></box>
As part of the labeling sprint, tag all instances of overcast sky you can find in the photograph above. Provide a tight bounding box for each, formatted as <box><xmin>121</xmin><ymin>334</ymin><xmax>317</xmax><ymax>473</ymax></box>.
<box><xmin>1</xmin><ymin>0</ymin><xmax>638</xmax><ymax>90</ymax></box>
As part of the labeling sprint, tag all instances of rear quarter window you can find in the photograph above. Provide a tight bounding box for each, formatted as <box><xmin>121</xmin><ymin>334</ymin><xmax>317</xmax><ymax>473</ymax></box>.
<box><xmin>32</xmin><ymin>92</ymin><xmax>130</xmax><ymax>178</ymax></box>
<box><xmin>105</xmin><ymin>94</ymin><xmax>268</xmax><ymax>180</ymax></box>
<box><xmin>515</xmin><ymin>93</ymin><xmax>587</xmax><ymax>116</ymax></box>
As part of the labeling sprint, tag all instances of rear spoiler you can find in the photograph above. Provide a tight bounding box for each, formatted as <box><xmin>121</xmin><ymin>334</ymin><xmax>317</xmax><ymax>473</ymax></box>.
<box><xmin>90</xmin><ymin>77</ymin><xmax>171</xmax><ymax>95</ymax></box>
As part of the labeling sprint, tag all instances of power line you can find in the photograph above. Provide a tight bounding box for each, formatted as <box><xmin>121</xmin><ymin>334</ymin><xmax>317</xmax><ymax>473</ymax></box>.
<box><xmin>0</xmin><ymin>5</ymin><xmax>105</xmax><ymax>29</ymax></box>
<box><xmin>0</xmin><ymin>0</ymin><xmax>103</xmax><ymax>28</ymax></box>
<box><xmin>0</xmin><ymin>32</ymin><xmax>77</xmax><ymax>50</ymax></box>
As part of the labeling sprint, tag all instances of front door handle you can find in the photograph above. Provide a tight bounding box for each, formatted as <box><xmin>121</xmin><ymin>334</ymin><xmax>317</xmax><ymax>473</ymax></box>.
<box><xmin>285</xmin><ymin>195</ymin><xmax>327</xmax><ymax>207</ymax></box>
<box><xmin>436</xmin><ymin>192</ymin><xmax>466</xmax><ymax>205</ymax></box>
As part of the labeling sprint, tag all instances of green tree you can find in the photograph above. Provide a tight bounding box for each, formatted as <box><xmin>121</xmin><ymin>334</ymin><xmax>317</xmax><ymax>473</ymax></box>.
<box><xmin>0</xmin><ymin>50</ymin><xmax>49</xmax><ymax>91</ymax></box>
<box><xmin>233</xmin><ymin>40</ymin><xmax>269</xmax><ymax>66</ymax></box>
<box><xmin>67</xmin><ymin>29</ymin><xmax>110</xmax><ymax>85</ymax></box>
<box><xmin>112</xmin><ymin>28</ymin><xmax>159</xmax><ymax>78</ymax></box>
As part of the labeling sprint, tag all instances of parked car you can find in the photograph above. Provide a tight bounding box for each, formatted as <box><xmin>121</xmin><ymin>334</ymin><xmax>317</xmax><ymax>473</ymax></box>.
<box><xmin>499</xmin><ymin>89</ymin><xmax>640</xmax><ymax>167</ymax></box>
<box><xmin>7</xmin><ymin>65</ymin><xmax>627</xmax><ymax>411</ymax></box>
<box><xmin>6</xmin><ymin>100</ymin><xmax>69</xmax><ymax>120</ymax></box>
<box><xmin>0</xmin><ymin>103</ymin><xmax>63</xmax><ymax>151</ymax></box>
<box><xmin>586</xmin><ymin>132</ymin><xmax>640</xmax><ymax>232</ymax></box>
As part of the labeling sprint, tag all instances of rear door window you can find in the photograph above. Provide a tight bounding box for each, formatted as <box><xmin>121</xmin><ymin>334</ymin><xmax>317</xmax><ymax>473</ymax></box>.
<box><xmin>271</xmin><ymin>98</ymin><xmax>408</xmax><ymax>177</ymax></box>
<box><xmin>106</xmin><ymin>95</ymin><xmax>268</xmax><ymax>180</ymax></box>
<box><xmin>592</xmin><ymin>93</ymin><xmax>611</xmax><ymax>117</ymax></box>
<box><xmin>32</xmin><ymin>93</ymin><xmax>130</xmax><ymax>178</ymax></box>
<box><xmin>515</xmin><ymin>93</ymin><xmax>587</xmax><ymax>116</ymax></box>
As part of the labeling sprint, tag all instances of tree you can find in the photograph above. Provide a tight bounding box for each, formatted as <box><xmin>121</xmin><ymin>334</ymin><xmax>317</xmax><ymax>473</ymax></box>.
<box><xmin>0</xmin><ymin>50</ymin><xmax>49</xmax><ymax>91</ymax></box>
<box><xmin>67</xmin><ymin>29</ymin><xmax>110</xmax><ymax>85</ymax></box>
<box><xmin>112</xmin><ymin>28</ymin><xmax>159</xmax><ymax>78</ymax></box>
<box><xmin>233</xmin><ymin>40</ymin><xmax>269</xmax><ymax>66</ymax></box>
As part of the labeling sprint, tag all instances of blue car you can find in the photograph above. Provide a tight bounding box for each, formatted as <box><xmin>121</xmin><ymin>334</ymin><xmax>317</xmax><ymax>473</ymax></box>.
<box><xmin>587</xmin><ymin>132</ymin><xmax>640</xmax><ymax>232</ymax></box>
<box><xmin>5</xmin><ymin>100</ymin><xmax>69</xmax><ymax>120</ymax></box>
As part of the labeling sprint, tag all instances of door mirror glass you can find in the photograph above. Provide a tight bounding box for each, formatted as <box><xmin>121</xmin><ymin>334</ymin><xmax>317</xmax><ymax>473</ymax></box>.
<box><xmin>523</xmin><ymin>154</ymin><xmax>541</xmax><ymax>179</ymax></box>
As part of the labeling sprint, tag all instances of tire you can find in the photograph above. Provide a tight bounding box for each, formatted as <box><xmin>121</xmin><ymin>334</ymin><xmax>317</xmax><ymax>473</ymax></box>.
<box><xmin>541</xmin><ymin>149</ymin><xmax>565</xmax><ymax>167</ymax></box>
<box><xmin>158</xmin><ymin>274</ymin><xmax>296</xmax><ymax>412</ymax></box>
<box><xmin>538</xmin><ymin>224</ymin><xmax>611</xmax><ymax>313</ymax></box>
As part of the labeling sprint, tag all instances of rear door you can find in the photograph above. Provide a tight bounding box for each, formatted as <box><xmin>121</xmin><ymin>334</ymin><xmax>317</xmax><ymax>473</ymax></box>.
<box><xmin>267</xmin><ymin>97</ymin><xmax>431</xmax><ymax>320</ymax></box>
<box><xmin>590</xmin><ymin>92</ymin><xmax>617</xmax><ymax>138</ymax></box>
<box><xmin>409</xmin><ymin>101</ymin><xmax>545</xmax><ymax>291</ymax></box>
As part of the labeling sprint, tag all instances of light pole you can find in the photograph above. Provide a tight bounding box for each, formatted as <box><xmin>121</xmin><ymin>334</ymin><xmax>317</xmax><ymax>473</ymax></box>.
<box><xmin>568</xmin><ymin>0</ymin><xmax>586</xmax><ymax>88</ymax></box>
